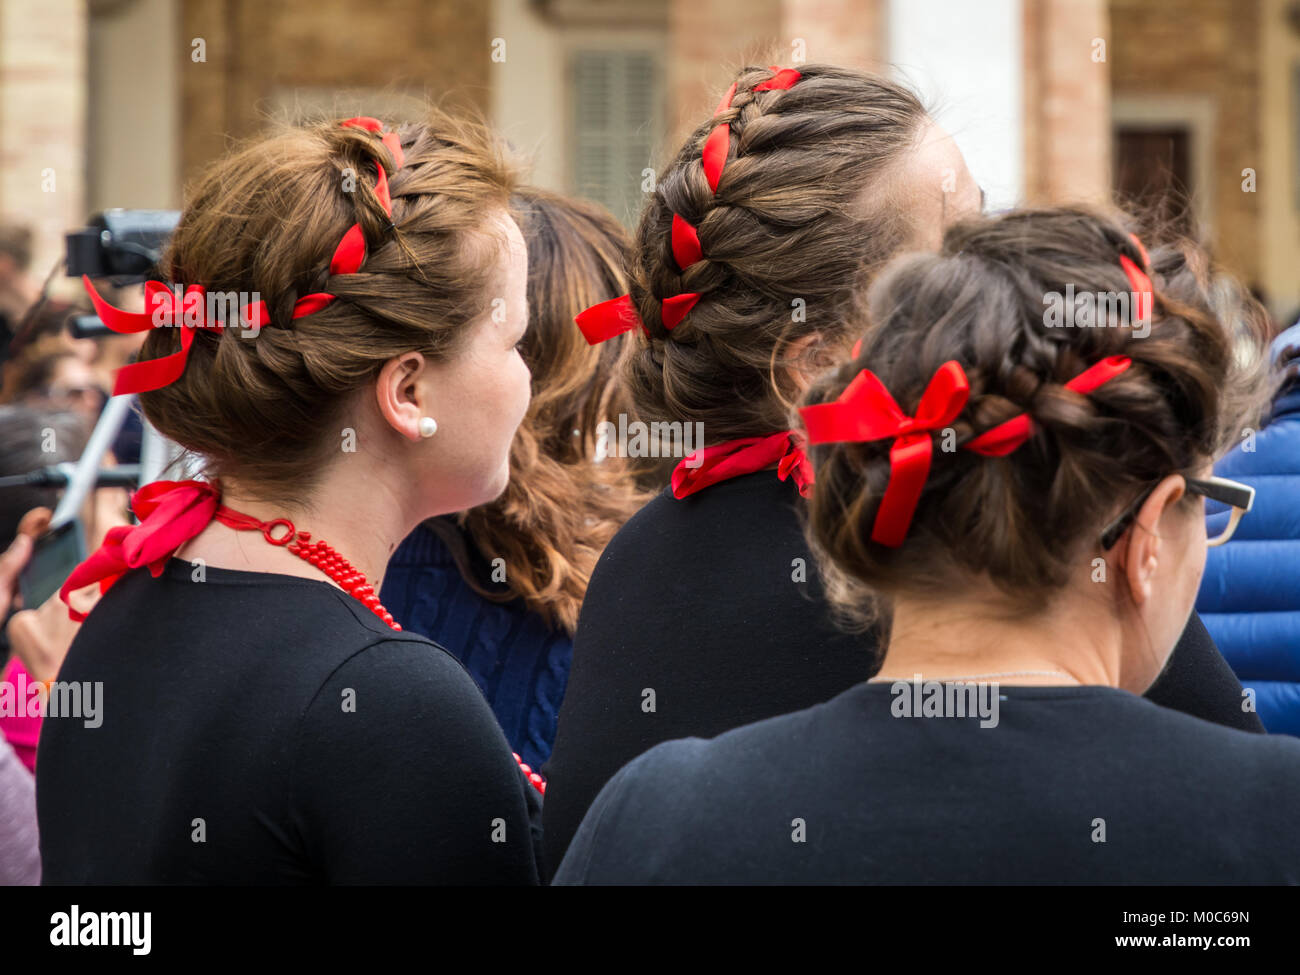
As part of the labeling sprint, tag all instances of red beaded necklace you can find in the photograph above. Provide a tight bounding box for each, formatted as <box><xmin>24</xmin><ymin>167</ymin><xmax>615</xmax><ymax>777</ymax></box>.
<box><xmin>213</xmin><ymin>503</ymin><xmax>547</xmax><ymax>796</ymax></box>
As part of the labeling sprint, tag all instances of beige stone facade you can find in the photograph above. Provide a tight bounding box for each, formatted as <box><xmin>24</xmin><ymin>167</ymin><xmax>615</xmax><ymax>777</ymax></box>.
<box><xmin>0</xmin><ymin>0</ymin><xmax>1295</xmax><ymax>317</ymax></box>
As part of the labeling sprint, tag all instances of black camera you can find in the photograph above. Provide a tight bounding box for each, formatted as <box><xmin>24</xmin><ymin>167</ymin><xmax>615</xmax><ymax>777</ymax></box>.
<box><xmin>65</xmin><ymin>209</ymin><xmax>179</xmax><ymax>280</ymax></box>
<box><xmin>65</xmin><ymin>209</ymin><xmax>180</xmax><ymax>338</ymax></box>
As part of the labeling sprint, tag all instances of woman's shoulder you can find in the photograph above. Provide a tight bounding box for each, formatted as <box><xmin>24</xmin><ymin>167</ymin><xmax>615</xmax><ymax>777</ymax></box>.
<box><xmin>597</xmin><ymin>471</ymin><xmax>807</xmax><ymax>570</ymax></box>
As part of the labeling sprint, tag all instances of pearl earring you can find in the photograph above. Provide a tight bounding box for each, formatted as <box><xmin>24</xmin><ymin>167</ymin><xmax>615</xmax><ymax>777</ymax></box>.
<box><xmin>418</xmin><ymin>416</ymin><xmax>438</xmax><ymax>438</ymax></box>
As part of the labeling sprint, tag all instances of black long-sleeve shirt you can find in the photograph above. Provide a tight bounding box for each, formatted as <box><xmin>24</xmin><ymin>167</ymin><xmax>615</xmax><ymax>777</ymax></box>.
<box><xmin>553</xmin><ymin>681</ymin><xmax>1300</xmax><ymax>884</ymax></box>
<box><xmin>542</xmin><ymin>471</ymin><xmax>1263</xmax><ymax>875</ymax></box>
<box><xmin>37</xmin><ymin>558</ymin><xmax>541</xmax><ymax>884</ymax></box>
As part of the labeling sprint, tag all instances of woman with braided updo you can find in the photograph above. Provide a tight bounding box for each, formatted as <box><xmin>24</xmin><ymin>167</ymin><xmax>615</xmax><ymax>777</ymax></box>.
<box><xmin>554</xmin><ymin>206</ymin><xmax>1300</xmax><ymax>884</ymax></box>
<box><xmin>544</xmin><ymin>63</ymin><xmax>1265</xmax><ymax>871</ymax></box>
<box><xmin>37</xmin><ymin>111</ymin><xmax>543</xmax><ymax>883</ymax></box>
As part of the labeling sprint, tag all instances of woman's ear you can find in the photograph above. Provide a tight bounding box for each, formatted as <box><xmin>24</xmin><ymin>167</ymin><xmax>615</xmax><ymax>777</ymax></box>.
<box><xmin>784</xmin><ymin>333</ymin><xmax>830</xmax><ymax>395</ymax></box>
<box><xmin>375</xmin><ymin>352</ymin><xmax>427</xmax><ymax>442</ymax></box>
<box><xmin>1120</xmin><ymin>474</ymin><xmax>1187</xmax><ymax>606</ymax></box>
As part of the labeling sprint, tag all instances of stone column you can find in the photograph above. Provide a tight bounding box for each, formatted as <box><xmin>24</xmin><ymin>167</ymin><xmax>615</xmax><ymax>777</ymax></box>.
<box><xmin>1023</xmin><ymin>0</ymin><xmax>1111</xmax><ymax>204</ymax></box>
<box><xmin>0</xmin><ymin>0</ymin><xmax>87</xmax><ymax>283</ymax></box>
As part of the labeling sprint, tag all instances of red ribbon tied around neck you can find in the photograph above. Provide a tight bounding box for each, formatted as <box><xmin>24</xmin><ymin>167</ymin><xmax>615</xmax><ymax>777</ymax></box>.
<box><xmin>671</xmin><ymin>430</ymin><xmax>813</xmax><ymax>500</ymax></box>
<box><xmin>59</xmin><ymin>480</ymin><xmax>219</xmax><ymax>621</ymax></box>
<box><xmin>800</xmin><ymin>361</ymin><xmax>970</xmax><ymax>547</ymax></box>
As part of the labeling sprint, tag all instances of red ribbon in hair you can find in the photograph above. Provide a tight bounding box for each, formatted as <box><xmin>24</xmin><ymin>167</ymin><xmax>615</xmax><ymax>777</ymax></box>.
<box><xmin>1118</xmin><ymin>232</ymin><xmax>1153</xmax><ymax>323</ymax></box>
<box><xmin>574</xmin><ymin>294</ymin><xmax>646</xmax><ymax>343</ymax></box>
<box><xmin>801</xmin><ymin>356</ymin><xmax>1134</xmax><ymax>546</ymax></box>
<box><xmin>965</xmin><ymin>355</ymin><xmax>1132</xmax><ymax>455</ymax></box>
<box><xmin>574</xmin><ymin>66</ymin><xmax>803</xmax><ymax>344</ymax></box>
<box><xmin>83</xmin><ymin>117</ymin><xmax>404</xmax><ymax>396</ymax></box>
<box><xmin>671</xmin><ymin>430</ymin><xmax>813</xmax><ymax>500</ymax></box>
<box><xmin>59</xmin><ymin>480</ymin><xmax>220</xmax><ymax>621</ymax></box>
<box><xmin>801</xmin><ymin>362</ymin><xmax>969</xmax><ymax>547</ymax></box>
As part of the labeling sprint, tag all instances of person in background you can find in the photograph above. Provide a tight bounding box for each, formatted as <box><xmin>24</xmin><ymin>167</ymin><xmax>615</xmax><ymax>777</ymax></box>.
<box><xmin>381</xmin><ymin>187</ymin><xmax>648</xmax><ymax>771</ymax></box>
<box><xmin>555</xmin><ymin>206</ymin><xmax>1300</xmax><ymax>884</ymax></box>
<box><xmin>0</xmin><ymin>407</ymin><xmax>103</xmax><ymax>773</ymax></box>
<box><xmin>1</xmin><ymin>299</ymin><xmax>97</xmax><ymax>398</ymax></box>
<box><xmin>0</xmin><ymin>735</ymin><xmax>39</xmax><ymax>885</ymax></box>
<box><xmin>0</xmin><ymin>225</ymin><xmax>39</xmax><ymax>358</ymax></box>
<box><xmin>1196</xmin><ymin>318</ymin><xmax>1300</xmax><ymax>733</ymax></box>
<box><xmin>12</xmin><ymin>352</ymin><xmax>106</xmax><ymax>426</ymax></box>
<box><xmin>0</xmin><ymin>503</ymin><xmax>53</xmax><ymax>886</ymax></box>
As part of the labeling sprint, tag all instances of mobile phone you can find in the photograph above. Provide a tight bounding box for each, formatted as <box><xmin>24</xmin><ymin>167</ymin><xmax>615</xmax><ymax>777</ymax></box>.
<box><xmin>18</xmin><ymin>519</ymin><xmax>87</xmax><ymax>611</ymax></box>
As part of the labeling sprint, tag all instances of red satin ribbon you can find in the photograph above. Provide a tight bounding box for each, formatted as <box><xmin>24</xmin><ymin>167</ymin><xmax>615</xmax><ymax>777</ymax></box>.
<box><xmin>670</xmin><ymin>430</ymin><xmax>813</xmax><ymax>500</ymax></box>
<box><xmin>84</xmin><ymin>117</ymin><xmax>404</xmax><ymax>396</ymax></box>
<box><xmin>801</xmin><ymin>362</ymin><xmax>969</xmax><ymax>547</ymax></box>
<box><xmin>575</xmin><ymin>294</ymin><xmax>645</xmax><ymax>343</ymax></box>
<box><xmin>801</xmin><ymin>356</ymin><xmax>1134</xmax><ymax>546</ymax></box>
<box><xmin>965</xmin><ymin>355</ymin><xmax>1131</xmax><ymax>455</ymax></box>
<box><xmin>574</xmin><ymin>66</ymin><xmax>803</xmax><ymax>345</ymax></box>
<box><xmin>59</xmin><ymin>480</ymin><xmax>220</xmax><ymax>621</ymax></box>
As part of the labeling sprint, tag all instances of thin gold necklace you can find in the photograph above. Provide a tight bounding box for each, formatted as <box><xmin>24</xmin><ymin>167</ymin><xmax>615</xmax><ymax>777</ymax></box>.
<box><xmin>870</xmin><ymin>669</ymin><xmax>1080</xmax><ymax>684</ymax></box>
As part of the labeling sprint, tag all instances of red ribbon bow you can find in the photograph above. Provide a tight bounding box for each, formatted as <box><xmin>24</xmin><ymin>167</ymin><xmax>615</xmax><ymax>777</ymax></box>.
<box><xmin>670</xmin><ymin>430</ymin><xmax>813</xmax><ymax>500</ymax></box>
<box><xmin>59</xmin><ymin>480</ymin><xmax>220</xmax><ymax>621</ymax></box>
<box><xmin>800</xmin><ymin>356</ymin><xmax>1134</xmax><ymax>546</ymax></box>
<box><xmin>801</xmin><ymin>362</ymin><xmax>970</xmax><ymax>547</ymax></box>
<box><xmin>83</xmin><ymin>117</ymin><xmax>404</xmax><ymax>396</ymax></box>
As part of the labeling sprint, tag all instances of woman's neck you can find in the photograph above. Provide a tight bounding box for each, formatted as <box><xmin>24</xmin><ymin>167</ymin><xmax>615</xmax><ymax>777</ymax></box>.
<box><xmin>872</xmin><ymin>588</ymin><xmax>1124</xmax><ymax>687</ymax></box>
<box><xmin>175</xmin><ymin>463</ymin><xmax>415</xmax><ymax>595</ymax></box>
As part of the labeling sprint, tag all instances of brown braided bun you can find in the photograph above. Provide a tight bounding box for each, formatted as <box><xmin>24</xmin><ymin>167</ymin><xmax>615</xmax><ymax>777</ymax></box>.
<box><xmin>138</xmin><ymin>108</ymin><xmax>522</xmax><ymax>505</ymax></box>
<box><xmin>802</xmin><ymin>206</ymin><xmax>1274</xmax><ymax>625</ymax></box>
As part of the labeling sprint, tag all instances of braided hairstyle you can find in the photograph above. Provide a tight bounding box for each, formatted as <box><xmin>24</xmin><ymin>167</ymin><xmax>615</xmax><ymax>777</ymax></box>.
<box><xmin>802</xmin><ymin>206</ymin><xmax>1274</xmax><ymax>627</ymax></box>
<box><xmin>624</xmin><ymin>63</ymin><xmax>929</xmax><ymax>442</ymax></box>
<box><xmin>139</xmin><ymin>108</ymin><xmax>522</xmax><ymax>504</ymax></box>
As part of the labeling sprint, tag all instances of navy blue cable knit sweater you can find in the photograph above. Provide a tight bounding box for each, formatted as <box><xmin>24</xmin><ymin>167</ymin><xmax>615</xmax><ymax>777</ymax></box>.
<box><xmin>380</xmin><ymin>521</ymin><xmax>573</xmax><ymax>770</ymax></box>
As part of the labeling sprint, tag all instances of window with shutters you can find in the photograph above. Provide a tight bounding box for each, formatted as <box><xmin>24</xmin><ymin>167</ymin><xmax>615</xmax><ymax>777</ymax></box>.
<box><xmin>569</xmin><ymin>49</ymin><xmax>661</xmax><ymax>227</ymax></box>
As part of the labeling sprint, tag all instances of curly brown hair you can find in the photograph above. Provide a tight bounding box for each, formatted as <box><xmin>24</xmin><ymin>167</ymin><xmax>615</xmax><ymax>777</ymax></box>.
<box><xmin>438</xmin><ymin>188</ymin><xmax>651</xmax><ymax>634</ymax></box>
<box><xmin>802</xmin><ymin>206</ymin><xmax>1275</xmax><ymax>629</ymax></box>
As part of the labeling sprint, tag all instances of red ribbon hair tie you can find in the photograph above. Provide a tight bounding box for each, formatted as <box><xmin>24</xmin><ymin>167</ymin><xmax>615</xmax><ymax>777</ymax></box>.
<box><xmin>1118</xmin><ymin>232</ymin><xmax>1153</xmax><ymax>323</ymax></box>
<box><xmin>573</xmin><ymin>66</ymin><xmax>803</xmax><ymax>345</ymax></box>
<box><xmin>671</xmin><ymin>430</ymin><xmax>813</xmax><ymax>500</ymax></box>
<box><xmin>801</xmin><ymin>361</ymin><xmax>969</xmax><ymax>547</ymax></box>
<box><xmin>82</xmin><ymin>117</ymin><xmax>404</xmax><ymax>395</ymax></box>
<box><xmin>964</xmin><ymin>355</ymin><xmax>1132</xmax><ymax>456</ymax></box>
<box><xmin>574</xmin><ymin>294</ymin><xmax>646</xmax><ymax>343</ymax></box>
<box><xmin>801</xmin><ymin>356</ymin><xmax>1134</xmax><ymax>546</ymax></box>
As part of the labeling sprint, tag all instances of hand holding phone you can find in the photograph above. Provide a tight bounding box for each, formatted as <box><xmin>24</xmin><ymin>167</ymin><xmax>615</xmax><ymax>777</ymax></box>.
<box><xmin>0</xmin><ymin>507</ymin><xmax>52</xmax><ymax>615</ymax></box>
<box><xmin>18</xmin><ymin>519</ymin><xmax>86</xmax><ymax>612</ymax></box>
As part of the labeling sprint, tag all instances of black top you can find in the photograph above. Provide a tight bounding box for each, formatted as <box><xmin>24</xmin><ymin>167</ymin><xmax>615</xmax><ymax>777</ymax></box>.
<box><xmin>37</xmin><ymin>558</ymin><xmax>542</xmax><ymax>884</ymax></box>
<box><xmin>542</xmin><ymin>471</ymin><xmax>1263</xmax><ymax>874</ymax></box>
<box><xmin>554</xmin><ymin>681</ymin><xmax>1300</xmax><ymax>884</ymax></box>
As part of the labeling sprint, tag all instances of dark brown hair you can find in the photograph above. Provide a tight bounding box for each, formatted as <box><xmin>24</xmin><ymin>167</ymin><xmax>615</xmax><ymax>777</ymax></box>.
<box><xmin>0</xmin><ymin>406</ymin><xmax>87</xmax><ymax>545</ymax></box>
<box><xmin>138</xmin><ymin>107</ymin><xmax>522</xmax><ymax>505</ymax></box>
<box><xmin>803</xmin><ymin>206</ymin><xmax>1273</xmax><ymax>626</ymax></box>
<box><xmin>435</xmin><ymin>187</ymin><xmax>650</xmax><ymax>634</ymax></box>
<box><xmin>624</xmin><ymin>63</ymin><xmax>929</xmax><ymax>441</ymax></box>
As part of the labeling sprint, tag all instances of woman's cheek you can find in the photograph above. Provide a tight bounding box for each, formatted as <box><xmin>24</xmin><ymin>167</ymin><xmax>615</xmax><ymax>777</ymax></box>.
<box><xmin>513</xmin><ymin>354</ymin><xmax>532</xmax><ymax>422</ymax></box>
